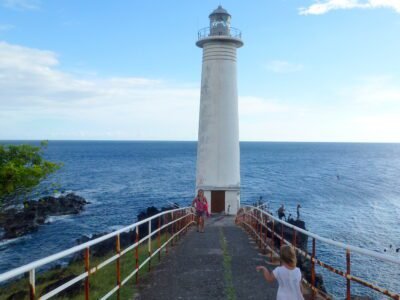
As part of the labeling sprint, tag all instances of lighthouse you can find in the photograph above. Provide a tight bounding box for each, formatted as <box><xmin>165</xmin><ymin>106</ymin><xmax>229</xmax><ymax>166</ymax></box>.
<box><xmin>196</xmin><ymin>6</ymin><xmax>243</xmax><ymax>215</ymax></box>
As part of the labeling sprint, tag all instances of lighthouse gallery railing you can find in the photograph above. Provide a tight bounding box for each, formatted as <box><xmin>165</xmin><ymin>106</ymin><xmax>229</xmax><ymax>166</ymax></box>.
<box><xmin>236</xmin><ymin>205</ymin><xmax>400</xmax><ymax>300</ymax></box>
<box><xmin>0</xmin><ymin>207</ymin><xmax>195</xmax><ymax>300</ymax></box>
<box><xmin>197</xmin><ymin>26</ymin><xmax>242</xmax><ymax>40</ymax></box>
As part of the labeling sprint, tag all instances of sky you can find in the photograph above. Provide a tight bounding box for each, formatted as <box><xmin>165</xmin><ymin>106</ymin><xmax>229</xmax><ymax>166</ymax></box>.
<box><xmin>0</xmin><ymin>0</ymin><xmax>400</xmax><ymax>142</ymax></box>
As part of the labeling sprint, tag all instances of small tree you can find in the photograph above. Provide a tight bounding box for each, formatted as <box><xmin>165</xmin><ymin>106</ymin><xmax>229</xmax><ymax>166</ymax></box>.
<box><xmin>0</xmin><ymin>141</ymin><xmax>61</xmax><ymax>206</ymax></box>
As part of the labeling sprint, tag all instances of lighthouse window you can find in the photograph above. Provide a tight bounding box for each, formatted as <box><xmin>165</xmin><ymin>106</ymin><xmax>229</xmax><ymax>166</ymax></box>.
<box><xmin>212</xmin><ymin>20</ymin><xmax>226</xmax><ymax>28</ymax></box>
<box><xmin>211</xmin><ymin>15</ymin><xmax>230</xmax><ymax>28</ymax></box>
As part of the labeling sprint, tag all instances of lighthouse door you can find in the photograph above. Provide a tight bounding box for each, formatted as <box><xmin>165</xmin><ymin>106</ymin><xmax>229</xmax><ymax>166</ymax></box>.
<box><xmin>211</xmin><ymin>191</ymin><xmax>225</xmax><ymax>213</ymax></box>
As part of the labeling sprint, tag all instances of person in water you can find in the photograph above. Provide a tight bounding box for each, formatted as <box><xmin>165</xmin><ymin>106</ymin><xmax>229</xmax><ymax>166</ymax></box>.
<box><xmin>256</xmin><ymin>245</ymin><xmax>304</xmax><ymax>300</ymax></box>
<box><xmin>192</xmin><ymin>189</ymin><xmax>208</xmax><ymax>233</ymax></box>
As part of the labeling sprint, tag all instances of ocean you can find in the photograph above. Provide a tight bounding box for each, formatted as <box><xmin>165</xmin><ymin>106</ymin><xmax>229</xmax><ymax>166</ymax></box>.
<box><xmin>1</xmin><ymin>141</ymin><xmax>399</xmax><ymax>298</ymax></box>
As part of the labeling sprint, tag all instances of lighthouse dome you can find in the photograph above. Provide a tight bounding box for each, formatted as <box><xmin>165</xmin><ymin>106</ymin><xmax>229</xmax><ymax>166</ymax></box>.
<box><xmin>209</xmin><ymin>5</ymin><xmax>231</xmax><ymax>18</ymax></box>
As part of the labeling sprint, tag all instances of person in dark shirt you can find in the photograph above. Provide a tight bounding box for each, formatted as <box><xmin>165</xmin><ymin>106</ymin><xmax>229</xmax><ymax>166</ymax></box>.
<box><xmin>277</xmin><ymin>205</ymin><xmax>286</xmax><ymax>220</ymax></box>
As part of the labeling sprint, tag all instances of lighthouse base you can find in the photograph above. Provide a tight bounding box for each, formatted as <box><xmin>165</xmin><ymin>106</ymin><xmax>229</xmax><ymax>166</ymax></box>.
<box><xmin>200</xmin><ymin>188</ymin><xmax>240</xmax><ymax>216</ymax></box>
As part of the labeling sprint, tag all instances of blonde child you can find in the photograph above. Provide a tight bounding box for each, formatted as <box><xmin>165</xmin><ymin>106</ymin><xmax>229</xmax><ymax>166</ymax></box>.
<box><xmin>256</xmin><ymin>245</ymin><xmax>304</xmax><ymax>300</ymax></box>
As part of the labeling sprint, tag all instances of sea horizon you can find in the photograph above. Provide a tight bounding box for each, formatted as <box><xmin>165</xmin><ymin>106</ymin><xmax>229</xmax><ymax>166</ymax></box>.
<box><xmin>1</xmin><ymin>139</ymin><xmax>400</xmax><ymax>144</ymax></box>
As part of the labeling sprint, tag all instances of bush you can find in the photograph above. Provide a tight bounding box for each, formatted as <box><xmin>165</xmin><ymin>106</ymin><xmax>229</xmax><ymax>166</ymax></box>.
<box><xmin>0</xmin><ymin>141</ymin><xmax>61</xmax><ymax>205</ymax></box>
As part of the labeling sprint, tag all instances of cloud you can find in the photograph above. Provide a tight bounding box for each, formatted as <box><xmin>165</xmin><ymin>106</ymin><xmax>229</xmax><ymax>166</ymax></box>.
<box><xmin>238</xmin><ymin>96</ymin><xmax>319</xmax><ymax>141</ymax></box>
<box><xmin>299</xmin><ymin>0</ymin><xmax>400</xmax><ymax>15</ymax></box>
<box><xmin>0</xmin><ymin>24</ymin><xmax>14</xmax><ymax>32</ymax></box>
<box><xmin>238</xmin><ymin>76</ymin><xmax>400</xmax><ymax>142</ymax></box>
<box><xmin>239</xmin><ymin>96</ymin><xmax>291</xmax><ymax>116</ymax></box>
<box><xmin>266</xmin><ymin>60</ymin><xmax>303</xmax><ymax>73</ymax></box>
<box><xmin>349</xmin><ymin>114</ymin><xmax>400</xmax><ymax>141</ymax></box>
<box><xmin>1</xmin><ymin>41</ymin><xmax>399</xmax><ymax>142</ymax></box>
<box><xmin>1</xmin><ymin>0</ymin><xmax>40</xmax><ymax>10</ymax></box>
<box><xmin>0</xmin><ymin>41</ymin><xmax>199</xmax><ymax>140</ymax></box>
<box><xmin>342</xmin><ymin>76</ymin><xmax>400</xmax><ymax>105</ymax></box>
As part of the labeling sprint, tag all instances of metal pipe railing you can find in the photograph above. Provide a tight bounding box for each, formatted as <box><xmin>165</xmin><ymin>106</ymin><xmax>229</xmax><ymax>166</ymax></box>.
<box><xmin>0</xmin><ymin>207</ymin><xmax>195</xmax><ymax>300</ymax></box>
<box><xmin>236</xmin><ymin>205</ymin><xmax>400</xmax><ymax>300</ymax></box>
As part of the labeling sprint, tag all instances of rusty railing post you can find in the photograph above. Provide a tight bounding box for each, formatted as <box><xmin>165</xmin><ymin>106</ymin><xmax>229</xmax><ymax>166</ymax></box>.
<box><xmin>174</xmin><ymin>212</ymin><xmax>178</xmax><ymax>242</ymax></box>
<box><xmin>176</xmin><ymin>212</ymin><xmax>179</xmax><ymax>241</ymax></box>
<box><xmin>148</xmin><ymin>220</ymin><xmax>152</xmax><ymax>272</ymax></box>
<box><xmin>258</xmin><ymin>217</ymin><xmax>262</xmax><ymax>248</ymax></box>
<box><xmin>170</xmin><ymin>212</ymin><xmax>174</xmax><ymax>247</ymax></box>
<box><xmin>165</xmin><ymin>214</ymin><xmax>168</xmax><ymax>255</ymax></box>
<box><xmin>311</xmin><ymin>238</ymin><xmax>316</xmax><ymax>300</ymax></box>
<box><xmin>271</xmin><ymin>219</ymin><xmax>275</xmax><ymax>261</ymax></box>
<box><xmin>293</xmin><ymin>228</ymin><xmax>297</xmax><ymax>248</ymax></box>
<box><xmin>29</xmin><ymin>269</ymin><xmax>35</xmax><ymax>300</ymax></box>
<box><xmin>116</xmin><ymin>234</ymin><xmax>121</xmax><ymax>300</ymax></box>
<box><xmin>158</xmin><ymin>216</ymin><xmax>161</xmax><ymax>262</ymax></box>
<box><xmin>263</xmin><ymin>216</ymin><xmax>267</xmax><ymax>254</ymax></box>
<box><xmin>186</xmin><ymin>210</ymin><xmax>189</xmax><ymax>233</ymax></box>
<box><xmin>182</xmin><ymin>211</ymin><xmax>186</xmax><ymax>234</ymax></box>
<box><xmin>253</xmin><ymin>210</ymin><xmax>256</xmax><ymax>232</ymax></box>
<box><xmin>135</xmin><ymin>226</ymin><xmax>139</xmax><ymax>284</ymax></box>
<box><xmin>84</xmin><ymin>247</ymin><xmax>90</xmax><ymax>300</ymax></box>
<box><xmin>346</xmin><ymin>249</ymin><xmax>351</xmax><ymax>300</ymax></box>
<box><xmin>280</xmin><ymin>223</ymin><xmax>284</xmax><ymax>247</ymax></box>
<box><xmin>255</xmin><ymin>214</ymin><xmax>258</xmax><ymax>244</ymax></box>
<box><xmin>179</xmin><ymin>211</ymin><xmax>182</xmax><ymax>238</ymax></box>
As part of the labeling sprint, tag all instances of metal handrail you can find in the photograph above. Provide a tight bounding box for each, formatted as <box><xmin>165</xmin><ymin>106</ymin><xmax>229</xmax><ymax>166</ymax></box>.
<box><xmin>197</xmin><ymin>26</ymin><xmax>242</xmax><ymax>40</ymax></box>
<box><xmin>0</xmin><ymin>206</ymin><xmax>195</xmax><ymax>300</ymax></box>
<box><xmin>241</xmin><ymin>205</ymin><xmax>400</xmax><ymax>265</ymax></box>
<box><xmin>237</xmin><ymin>205</ymin><xmax>400</xmax><ymax>300</ymax></box>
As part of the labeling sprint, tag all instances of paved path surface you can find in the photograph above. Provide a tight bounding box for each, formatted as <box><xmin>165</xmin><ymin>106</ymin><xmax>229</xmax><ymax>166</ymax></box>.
<box><xmin>135</xmin><ymin>215</ymin><xmax>277</xmax><ymax>300</ymax></box>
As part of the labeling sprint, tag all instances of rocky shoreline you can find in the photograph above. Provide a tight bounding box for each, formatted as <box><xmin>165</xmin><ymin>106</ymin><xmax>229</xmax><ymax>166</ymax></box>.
<box><xmin>0</xmin><ymin>193</ymin><xmax>88</xmax><ymax>240</ymax></box>
<box><xmin>73</xmin><ymin>205</ymin><xmax>176</xmax><ymax>260</ymax></box>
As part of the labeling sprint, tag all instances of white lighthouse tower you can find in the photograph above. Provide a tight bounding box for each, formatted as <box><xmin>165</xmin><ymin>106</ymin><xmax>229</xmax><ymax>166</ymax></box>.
<box><xmin>196</xmin><ymin>6</ymin><xmax>243</xmax><ymax>215</ymax></box>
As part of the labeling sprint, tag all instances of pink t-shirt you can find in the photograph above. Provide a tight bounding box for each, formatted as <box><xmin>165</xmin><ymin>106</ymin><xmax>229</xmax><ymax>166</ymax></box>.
<box><xmin>194</xmin><ymin>197</ymin><xmax>207</xmax><ymax>212</ymax></box>
<box><xmin>272</xmin><ymin>266</ymin><xmax>304</xmax><ymax>300</ymax></box>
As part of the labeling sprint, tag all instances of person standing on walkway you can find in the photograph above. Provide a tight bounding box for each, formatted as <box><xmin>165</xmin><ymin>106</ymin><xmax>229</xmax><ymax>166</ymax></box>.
<box><xmin>256</xmin><ymin>245</ymin><xmax>304</xmax><ymax>300</ymax></box>
<box><xmin>277</xmin><ymin>204</ymin><xmax>286</xmax><ymax>220</ymax></box>
<box><xmin>192</xmin><ymin>189</ymin><xmax>208</xmax><ymax>233</ymax></box>
<box><xmin>297</xmin><ymin>204</ymin><xmax>301</xmax><ymax>220</ymax></box>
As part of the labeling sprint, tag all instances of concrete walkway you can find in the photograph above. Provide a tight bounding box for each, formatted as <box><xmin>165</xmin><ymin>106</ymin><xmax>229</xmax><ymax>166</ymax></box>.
<box><xmin>135</xmin><ymin>215</ymin><xmax>277</xmax><ymax>300</ymax></box>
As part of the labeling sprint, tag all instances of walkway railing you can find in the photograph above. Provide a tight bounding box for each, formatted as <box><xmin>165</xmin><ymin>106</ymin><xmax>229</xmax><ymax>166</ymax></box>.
<box><xmin>236</xmin><ymin>205</ymin><xmax>400</xmax><ymax>300</ymax></box>
<box><xmin>0</xmin><ymin>207</ymin><xmax>195</xmax><ymax>300</ymax></box>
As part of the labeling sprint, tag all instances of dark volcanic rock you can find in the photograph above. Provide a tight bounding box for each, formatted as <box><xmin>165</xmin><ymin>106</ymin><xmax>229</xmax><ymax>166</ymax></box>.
<box><xmin>2</xmin><ymin>210</ymin><xmax>40</xmax><ymax>239</ymax></box>
<box><xmin>36</xmin><ymin>266</ymin><xmax>67</xmax><ymax>285</ymax></box>
<box><xmin>40</xmin><ymin>274</ymin><xmax>84</xmax><ymax>298</ymax></box>
<box><xmin>73</xmin><ymin>205</ymin><xmax>178</xmax><ymax>260</ymax></box>
<box><xmin>299</xmin><ymin>256</ymin><xmax>328</xmax><ymax>293</ymax></box>
<box><xmin>266</xmin><ymin>218</ymin><xmax>308</xmax><ymax>252</ymax></box>
<box><xmin>25</xmin><ymin>193</ymin><xmax>87</xmax><ymax>216</ymax></box>
<box><xmin>0</xmin><ymin>193</ymin><xmax>88</xmax><ymax>240</ymax></box>
<box><xmin>74</xmin><ymin>230</ymin><xmax>137</xmax><ymax>259</ymax></box>
<box><xmin>6</xmin><ymin>290</ymin><xmax>29</xmax><ymax>300</ymax></box>
<box><xmin>263</xmin><ymin>216</ymin><xmax>327</xmax><ymax>293</ymax></box>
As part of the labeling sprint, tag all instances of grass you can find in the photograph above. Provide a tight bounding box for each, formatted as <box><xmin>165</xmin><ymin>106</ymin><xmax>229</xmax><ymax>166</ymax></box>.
<box><xmin>0</xmin><ymin>233</ymin><xmax>175</xmax><ymax>300</ymax></box>
<box><xmin>219</xmin><ymin>227</ymin><xmax>237</xmax><ymax>300</ymax></box>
